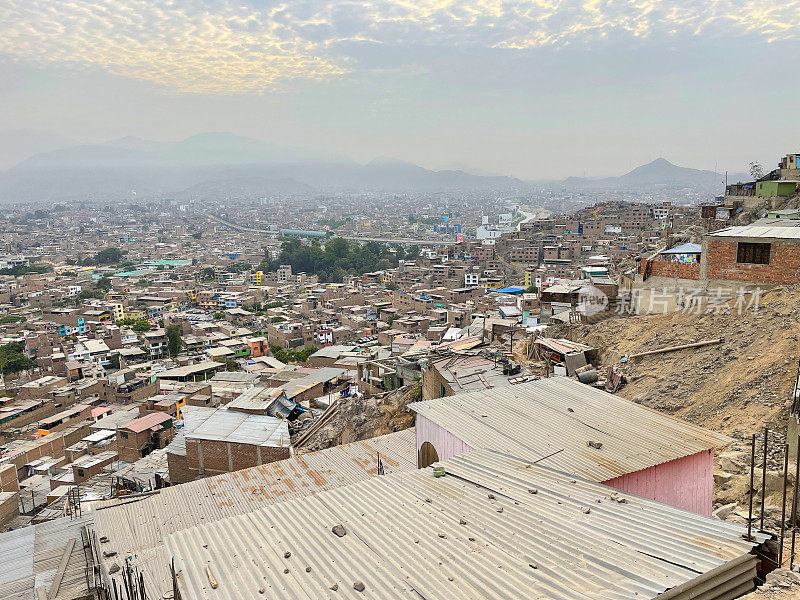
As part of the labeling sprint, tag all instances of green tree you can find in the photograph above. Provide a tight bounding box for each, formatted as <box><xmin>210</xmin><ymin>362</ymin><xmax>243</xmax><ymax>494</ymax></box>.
<box><xmin>525</xmin><ymin>285</ymin><xmax>538</xmax><ymax>294</ymax></box>
<box><xmin>96</xmin><ymin>276</ymin><xmax>112</xmax><ymax>292</ymax></box>
<box><xmin>0</xmin><ymin>342</ymin><xmax>34</xmax><ymax>376</ymax></box>
<box><xmin>107</xmin><ymin>353</ymin><xmax>121</xmax><ymax>370</ymax></box>
<box><xmin>93</xmin><ymin>247</ymin><xmax>125</xmax><ymax>265</ymax></box>
<box><xmin>202</xmin><ymin>267</ymin><xmax>216</xmax><ymax>281</ymax></box>
<box><xmin>166</xmin><ymin>324</ymin><xmax>182</xmax><ymax>358</ymax></box>
<box><xmin>131</xmin><ymin>319</ymin><xmax>152</xmax><ymax>332</ymax></box>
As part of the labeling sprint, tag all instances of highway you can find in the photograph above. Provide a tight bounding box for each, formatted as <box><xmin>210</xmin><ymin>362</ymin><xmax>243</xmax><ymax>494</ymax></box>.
<box><xmin>204</xmin><ymin>213</ymin><xmax>455</xmax><ymax>246</ymax></box>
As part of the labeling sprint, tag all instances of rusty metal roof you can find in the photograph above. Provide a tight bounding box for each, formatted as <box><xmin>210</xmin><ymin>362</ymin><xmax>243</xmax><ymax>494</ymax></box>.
<box><xmin>167</xmin><ymin>450</ymin><xmax>761</xmax><ymax>600</ymax></box>
<box><xmin>91</xmin><ymin>428</ymin><xmax>416</xmax><ymax>595</ymax></box>
<box><xmin>409</xmin><ymin>377</ymin><xmax>732</xmax><ymax>482</ymax></box>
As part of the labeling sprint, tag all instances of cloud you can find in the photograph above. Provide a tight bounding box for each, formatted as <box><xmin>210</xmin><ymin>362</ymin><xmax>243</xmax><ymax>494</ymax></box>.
<box><xmin>1</xmin><ymin>0</ymin><xmax>798</xmax><ymax>94</ymax></box>
<box><xmin>0</xmin><ymin>0</ymin><xmax>346</xmax><ymax>93</ymax></box>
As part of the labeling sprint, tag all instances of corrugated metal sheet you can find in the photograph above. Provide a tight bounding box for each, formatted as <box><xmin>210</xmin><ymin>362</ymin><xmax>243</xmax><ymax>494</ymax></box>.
<box><xmin>183</xmin><ymin>406</ymin><xmax>290</xmax><ymax>447</ymax></box>
<box><xmin>0</xmin><ymin>513</ymin><xmax>92</xmax><ymax>600</ymax></box>
<box><xmin>409</xmin><ymin>377</ymin><xmax>733</xmax><ymax>482</ymax></box>
<box><xmin>167</xmin><ymin>450</ymin><xmax>762</xmax><ymax>600</ymax></box>
<box><xmin>711</xmin><ymin>224</ymin><xmax>800</xmax><ymax>239</ymax></box>
<box><xmin>92</xmin><ymin>429</ymin><xmax>416</xmax><ymax>595</ymax></box>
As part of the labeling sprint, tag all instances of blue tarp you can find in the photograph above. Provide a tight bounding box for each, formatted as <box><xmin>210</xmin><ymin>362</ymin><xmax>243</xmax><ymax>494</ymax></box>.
<box><xmin>660</xmin><ymin>243</ymin><xmax>701</xmax><ymax>255</ymax></box>
<box><xmin>490</xmin><ymin>286</ymin><xmax>525</xmax><ymax>295</ymax></box>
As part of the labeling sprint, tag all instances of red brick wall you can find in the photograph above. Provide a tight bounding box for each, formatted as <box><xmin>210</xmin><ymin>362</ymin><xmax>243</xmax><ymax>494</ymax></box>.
<box><xmin>167</xmin><ymin>451</ymin><xmax>191</xmax><ymax>484</ymax></box>
<box><xmin>117</xmin><ymin>430</ymin><xmax>150</xmax><ymax>462</ymax></box>
<box><xmin>186</xmin><ymin>439</ymin><xmax>290</xmax><ymax>478</ymax></box>
<box><xmin>3</xmin><ymin>434</ymin><xmax>66</xmax><ymax>470</ymax></box>
<box><xmin>706</xmin><ymin>239</ymin><xmax>800</xmax><ymax>284</ymax></box>
<box><xmin>0</xmin><ymin>464</ymin><xmax>19</xmax><ymax>492</ymax></box>
<box><xmin>640</xmin><ymin>260</ymin><xmax>700</xmax><ymax>280</ymax></box>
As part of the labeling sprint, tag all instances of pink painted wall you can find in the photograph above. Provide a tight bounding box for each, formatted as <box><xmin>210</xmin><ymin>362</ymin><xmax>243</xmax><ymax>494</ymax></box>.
<box><xmin>416</xmin><ymin>416</ymin><xmax>714</xmax><ymax>516</ymax></box>
<box><xmin>601</xmin><ymin>449</ymin><xmax>714</xmax><ymax>516</ymax></box>
<box><xmin>415</xmin><ymin>415</ymin><xmax>473</xmax><ymax>463</ymax></box>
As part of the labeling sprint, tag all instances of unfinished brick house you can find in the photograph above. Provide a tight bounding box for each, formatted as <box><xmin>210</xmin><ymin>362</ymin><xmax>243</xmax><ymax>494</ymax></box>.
<box><xmin>635</xmin><ymin>219</ymin><xmax>800</xmax><ymax>312</ymax></box>
<box><xmin>167</xmin><ymin>406</ymin><xmax>290</xmax><ymax>483</ymax></box>
<box><xmin>117</xmin><ymin>412</ymin><xmax>175</xmax><ymax>463</ymax></box>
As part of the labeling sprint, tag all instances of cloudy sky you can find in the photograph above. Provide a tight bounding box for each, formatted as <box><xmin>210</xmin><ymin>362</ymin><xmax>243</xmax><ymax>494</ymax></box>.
<box><xmin>1</xmin><ymin>0</ymin><xmax>798</xmax><ymax>178</ymax></box>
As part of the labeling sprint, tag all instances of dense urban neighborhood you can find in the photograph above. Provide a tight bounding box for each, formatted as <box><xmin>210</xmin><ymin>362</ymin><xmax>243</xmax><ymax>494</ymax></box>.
<box><xmin>0</xmin><ymin>150</ymin><xmax>799</xmax><ymax>600</ymax></box>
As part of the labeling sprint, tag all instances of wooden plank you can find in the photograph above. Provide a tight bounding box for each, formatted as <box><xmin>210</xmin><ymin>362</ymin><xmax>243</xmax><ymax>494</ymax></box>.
<box><xmin>36</xmin><ymin>585</ymin><xmax>49</xmax><ymax>600</ymax></box>
<box><xmin>47</xmin><ymin>537</ymin><xmax>75</xmax><ymax>600</ymax></box>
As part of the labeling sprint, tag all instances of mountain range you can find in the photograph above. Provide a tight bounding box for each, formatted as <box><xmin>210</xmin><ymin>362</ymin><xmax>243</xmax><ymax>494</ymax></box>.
<box><xmin>0</xmin><ymin>132</ymin><xmax>740</xmax><ymax>201</ymax></box>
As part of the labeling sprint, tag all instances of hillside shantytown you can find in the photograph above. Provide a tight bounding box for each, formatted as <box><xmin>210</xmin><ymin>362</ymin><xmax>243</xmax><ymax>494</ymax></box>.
<box><xmin>0</xmin><ymin>151</ymin><xmax>798</xmax><ymax>599</ymax></box>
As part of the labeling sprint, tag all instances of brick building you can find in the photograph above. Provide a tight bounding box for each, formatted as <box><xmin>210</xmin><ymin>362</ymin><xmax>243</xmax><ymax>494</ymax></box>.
<box><xmin>703</xmin><ymin>222</ymin><xmax>800</xmax><ymax>284</ymax></box>
<box><xmin>117</xmin><ymin>412</ymin><xmax>175</xmax><ymax>463</ymax></box>
<box><xmin>167</xmin><ymin>406</ymin><xmax>291</xmax><ymax>483</ymax></box>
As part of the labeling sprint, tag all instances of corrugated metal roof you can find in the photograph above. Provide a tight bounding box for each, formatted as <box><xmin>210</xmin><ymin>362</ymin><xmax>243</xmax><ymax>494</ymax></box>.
<box><xmin>92</xmin><ymin>429</ymin><xmax>416</xmax><ymax>595</ymax></box>
<box><xmin>409</xmin><ymin>377</ymin><xmax>732</xmax><ymax>482</ymax></box>
<box><xmin>167</xmin><ymin>450</ymin><xmax>761</xmax><ymax>600</ymax></box>
<box><xmin>0</xmin><ymin>513</ymin><xmax>92</xmax><ymax>600</ymax></box>
<box><xmin>225</xmin><ymin>386</ymin><xmax>286</xmax><ymax>412</ymax></box>
<box><xmin>181</xmin><ymin>406</ymin><xmax>290</xmax><ymax>447</ymax></box>
<box><xmin>121</xmin><ymin>411</ymin><xmax>172</xmax><ymax>433</ymax></box>
<box><xmin>711</xmin><ymin>224</ymin><xmax>800</xmax><ymax>239</ymax></box>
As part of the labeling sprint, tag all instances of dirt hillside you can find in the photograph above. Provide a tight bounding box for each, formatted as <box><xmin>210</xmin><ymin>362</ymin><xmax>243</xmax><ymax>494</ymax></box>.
<box><xmin>551</xmin><ymin>285</ymin><xmax>800</xmax><ymax>438</ymax></box>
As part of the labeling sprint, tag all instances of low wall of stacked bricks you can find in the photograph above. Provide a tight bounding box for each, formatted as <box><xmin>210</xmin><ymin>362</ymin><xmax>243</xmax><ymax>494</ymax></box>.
<box><xmin>705</xmin><ymin>239</ymin><xmax>800</xmax><ymax>284</ymax></box>
<box><xmin>186</xmin><ymin>439</ymin><xmax>290</xmax><ymax>478</ymax></box>
<box><xmin>642</xmin><ymin>261</ymin><xmax>700</xmax><ymax>280</ymax></box>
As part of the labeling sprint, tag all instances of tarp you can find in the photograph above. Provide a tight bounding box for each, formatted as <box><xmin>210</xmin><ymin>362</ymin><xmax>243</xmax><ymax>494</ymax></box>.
<box><xmin>660</xmin><ymin>243</ymin><xmax>701</xmax><ymax>255</ymax></box>
<box><xmin>489</xmin><ymin>286</ymin><xmax>525</xmax><ymax>295</ymax></box>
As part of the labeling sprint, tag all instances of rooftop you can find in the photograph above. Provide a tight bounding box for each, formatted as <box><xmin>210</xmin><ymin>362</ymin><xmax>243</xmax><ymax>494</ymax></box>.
<box><xmin>92</xmin><ymin>429</ymin><xmax>416</xmax><ymax>594</ymax></box>
<box><xmin>410</xmin><ymin>377</ymin><xmax>732</xmax><ymax>482</ymax></box>
<box><xmin>182</xmin><ymin>405</ymin><xmax>290</xmax><ymax>447</ymax></box>
<box><xmin>168</xmin><ymin>449</ymin><xmax>760</xmax><ymax>600</ymax></box>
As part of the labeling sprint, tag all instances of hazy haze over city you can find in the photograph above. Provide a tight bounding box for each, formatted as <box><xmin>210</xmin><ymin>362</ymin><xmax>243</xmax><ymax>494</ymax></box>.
<box><xmin>1</xmin><ymin>0</ymin><xmax>799</xmax><ymax>178</ymax></box>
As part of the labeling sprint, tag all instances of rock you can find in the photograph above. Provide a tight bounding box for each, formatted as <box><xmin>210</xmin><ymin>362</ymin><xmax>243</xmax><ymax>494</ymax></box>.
<box><xmin>719</xmin><ymin>451</ymin><xmax>747</xmax><ymax>473</ymax></box>
<box><xmin>438</xmin><ymin>533</ymin><xmax>447</xmax><ymax>538</ymax></box>
<box><xmin>284</xmin><ymin>551</ymin><xmax>292</xmax><ymax>558</ymax></box>
<box><xmin>528</xmin><ymin>488</ymin><xmax>538</xmax><ymax>494</ymax></box>
<box><xmin>306</xmin><ymin>567</ymin><xmax>312</xmax><ymax>572</ymax></box>
<box><xmin>714</xmin><ymin>472</ymin><xmax>733</xmax><ymax>487</ymax></box>
<box><xmin>109</xmin><ymin>563</ymin><xmax>120</xmax><ymax>574</ymax></box>
<box><xmin>582</xmin><ymin>507</ymin><xmax>591</xmax><ymax>514</ymax></box>
<box><xmin>712</xmin><ymin>502</ymin><xmax>737</xmax><ymax>520</ymax></box>
<box><xmin>330</xmin><ymin>583</ymin><xmax>338</xmax><ymax>591</ymax></box>
<box><xmin>331</xmin><ymin>525</ymin><xmax>347</xmax><ymax>537</ymax></box>
<box><xmin>353</xmin><ymin>580</ymin><xmax>365</xmax><ymax>592</ymax></box>
<box><xmin>459</xmin><ymin>518</ymin><xmax>467</xmax><ymax>525</ymax></box>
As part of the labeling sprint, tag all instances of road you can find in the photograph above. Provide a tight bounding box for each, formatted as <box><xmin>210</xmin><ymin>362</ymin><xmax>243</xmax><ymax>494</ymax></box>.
<box><xmin>204</xmin><ymin>213</ymin><xmax>454</xmax><ymax>246</ymax></box>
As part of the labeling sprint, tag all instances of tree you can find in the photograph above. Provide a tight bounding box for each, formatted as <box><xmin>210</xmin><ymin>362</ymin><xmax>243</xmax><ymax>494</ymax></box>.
<box><xmin>525</xmin><ymin>285</ymin><xmax>538</xmax><ymax>294</ymax></box>
<box><xmin>92</xmin><ymin>247</ymin><xmax>125</xmax><ymax>265</ymax></box>
<box><xmin>213</xmin><ymin>312</ymin><xmax>225</xmax><ymax>320</ymax></box>
<box><xmin>0</xmin><ymin>342</ymin><xmax>34</xmax><ymax>376</ymax></box>
<box><xmin>107</xmin><ymin>353</ymin><xmax>121</xmax><ymax>370</ymax></box>
<box><xmin>96</xmin><ymin>276</ymin><xmax>112</xmax><ymax>292</ymax></box>
<box><xmin>202</xmin><ymin>267</ymin><xmax>216</xmax><ymax>281</ymax></box>
<box><xmin>750</xmin><ymin>161</ymin><xmax>764</xmax><ymax>181</ymax></box>
<box><xmin>166</xmin><ymin>324</ymin><xmax>182</xmax><ymax>358</ymax></box>
<box><xmin>131</xmin><ymin>319</ymin><xmax>152</xmax><ymax>332</ymax></box>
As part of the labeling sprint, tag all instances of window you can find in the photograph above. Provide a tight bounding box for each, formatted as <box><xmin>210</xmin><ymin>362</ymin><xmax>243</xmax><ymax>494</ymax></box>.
<box><xmin>120</xmin><ymin>431</ymin><xmax>128</xmax><ymax>439</ymax></box>
<box><xmin>737</xmin><ymin>242</ymin><xmax>771</xmax><ymax>265</ymax></box>
<box><xmin>77</xmin><ymin>469</ymin><xmax>84</xmax><ymax>477</ymax></box>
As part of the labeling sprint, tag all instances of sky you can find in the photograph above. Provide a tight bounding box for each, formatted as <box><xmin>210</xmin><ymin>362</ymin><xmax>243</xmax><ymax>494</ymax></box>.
<box><xmin>1</xmin><ymin>0</ymin><xmax>799</xmax><ymax>179</ymax></box>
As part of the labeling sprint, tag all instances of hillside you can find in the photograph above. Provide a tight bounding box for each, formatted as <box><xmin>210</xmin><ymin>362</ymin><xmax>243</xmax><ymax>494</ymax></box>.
<box><xmin>0</xmin><ymin>132</ymin><xmax>525</xmax><ymax>201</ymax></box>
<box><xmin>552</xmin><ymin>285</ymin><xmax>800</xmax><ymax>438</ymax></box>
<box><xmin>562</xmin><ymin>158</ymin><xmax>746</xmax><ymax>192</ymax></box>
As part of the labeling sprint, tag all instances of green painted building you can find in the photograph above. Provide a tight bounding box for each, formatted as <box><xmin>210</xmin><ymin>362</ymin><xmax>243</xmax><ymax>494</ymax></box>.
<box><xmin>756</xmin><ymin>180</ymin><xmax>798</xmax><ymax>198</ymax></box>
